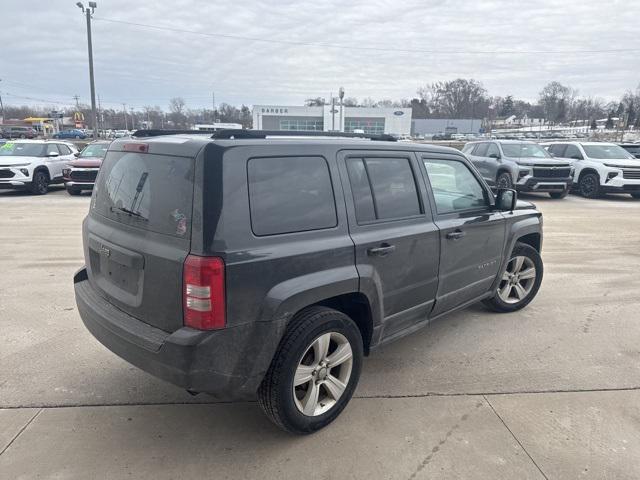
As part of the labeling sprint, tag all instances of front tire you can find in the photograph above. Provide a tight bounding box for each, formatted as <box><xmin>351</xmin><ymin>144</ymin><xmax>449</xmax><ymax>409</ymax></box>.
<box><xmin>258</xmin><ymin>306</ymin><xmax>363</xmax><ymax>434</ymax></box>
<box><xmin>549</xmin><ymin>189</ymin><xmax>569</xmax><ymax>199</ymax></box>
<box><xmin>496</xmin><ymin>171</ymin><xmax>513</xmax><ymax>189</ymax></box>
<box><xmin>66</xmin><ymin>186</ymin><xmax>81</xmax><ymax>196</ymax></box>
<box><xmin>483</xmin><ymin>243</ymin><xmax>543</xmax><ymax>313</ymax></box>
<box><xmin>29</xmin><ymin>170</ymin><xmax>49</xmax><ymax>195</ymax></box>
<box><xmin>579</xmin><ymin>173</ymin><xmax>601</xmax><ymax>198</ymax></box>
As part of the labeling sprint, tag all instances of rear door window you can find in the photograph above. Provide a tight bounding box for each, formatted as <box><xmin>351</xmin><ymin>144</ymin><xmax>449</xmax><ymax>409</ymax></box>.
<box><xmin>247</xmin><ymin>156</ymin><xmax>337</xmax><ymax>236</ymax></box>
<box><xmin>346</xmin><ymin>157</ymin><xmax>422</xmax><ymax>223</ymax></box>
<box><xmin>93</xmin><ymin>151</ymin><xmax>195</xmax><ymax>238</ymax></box>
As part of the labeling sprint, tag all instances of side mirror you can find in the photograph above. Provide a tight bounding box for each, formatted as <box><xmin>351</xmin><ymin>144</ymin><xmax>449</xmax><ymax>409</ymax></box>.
<box><xmin>496</xmin><ymin>188</ymin><xmax>517</xmax><ymax>211</ymax></box>
<box><xmin>74</xmin><ymin>152</ymin><xmax>80</xmax><ymax>157</ymax></box>
<box><xmin>488</xmin><ymin>153</ymin><xmax>500</xmax><ymax>159</ymax></box>
<box><xmin>47</xmin><ymin>151</ymin><xmax>60</xmax><ymax>157</ymax></box>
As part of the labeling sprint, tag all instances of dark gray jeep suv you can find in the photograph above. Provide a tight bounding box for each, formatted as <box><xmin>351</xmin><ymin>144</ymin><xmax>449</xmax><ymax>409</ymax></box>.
<box><xmin>74</xmin><ymin>130</ymin><xmax>544</xmax><ymax>434</ymax></box>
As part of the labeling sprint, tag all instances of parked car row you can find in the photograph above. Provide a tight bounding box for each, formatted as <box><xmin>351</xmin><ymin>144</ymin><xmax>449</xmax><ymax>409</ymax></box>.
<box><xmin>0</xmin><ymin>125</ymin><xmax>38</xmax><ymax>139</ymax></box>
<box><xmin>0</xmin><ymin>139</ymin><xmax>108</xmax><ymax>195</ymax></box>
<box><xmin>0</xmin><ymin>140</ymin><xmax>79</xmax><ymax>194</ymax></box>
<box><xmin>462</xmin><ymin>140</ymin><xmax>640</xmax><ymax>199</ymax></box>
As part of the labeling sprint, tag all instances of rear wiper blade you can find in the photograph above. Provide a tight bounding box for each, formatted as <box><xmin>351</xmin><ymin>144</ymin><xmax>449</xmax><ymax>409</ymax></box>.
<box><xmin>110</xmin><ymin>206</ymin><xmax>148</xmax><ymax>220</ymax></box>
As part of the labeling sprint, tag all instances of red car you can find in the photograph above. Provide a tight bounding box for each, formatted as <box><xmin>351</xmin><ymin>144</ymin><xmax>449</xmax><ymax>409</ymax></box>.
<box><xmin>63</xmin><ymin>140</ymin><xmax>110</xmax><ymax>195</ymax></box>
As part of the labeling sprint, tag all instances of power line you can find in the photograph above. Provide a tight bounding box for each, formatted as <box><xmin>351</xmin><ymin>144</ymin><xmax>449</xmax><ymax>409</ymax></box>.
<box><xmin>3</xmin><ymin>92</ymin><xmax>74</xmax><ymax>105</ymax></box>
<box><xmin>93</xmin><ymin>16</ymin><xmax>640</xmax><ymax>55</ymax></box>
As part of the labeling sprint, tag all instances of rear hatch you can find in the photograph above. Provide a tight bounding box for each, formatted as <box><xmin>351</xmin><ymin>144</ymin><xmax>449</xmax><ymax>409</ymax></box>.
<box><xmin>84</xmin><ymin>147</ymin><xmax>196</xmax><ymax>332</ymax></box>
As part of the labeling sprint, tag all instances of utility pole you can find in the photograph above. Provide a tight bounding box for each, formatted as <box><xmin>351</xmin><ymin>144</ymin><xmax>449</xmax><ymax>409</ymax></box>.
<box><xmin>339</xmin><ymin>87</ymin><xmax>345</xmax><ymax>132</ymax></box>
<box><xmin>73</xmin><ymin>94</ymin><xmax>80</xmax><ymax>109</ymax></box>
<box><xmin>0</xmin><ymin>78</ymin><xmax>4</xmax><ymax>125</ymax></box>
<box><xmin>76</xmin><ymin>2</ymin><xmax>98</xmax><ymax>139</ymax></box>
<box><xmin>97</xmin><ymin>93</ymin><xmax>102</xmax><ymax>135</ymax></box>
<box><xmin>122</xmin><ymin>103</ymin><xmax>128</xmax><ymax>130</ymax></box>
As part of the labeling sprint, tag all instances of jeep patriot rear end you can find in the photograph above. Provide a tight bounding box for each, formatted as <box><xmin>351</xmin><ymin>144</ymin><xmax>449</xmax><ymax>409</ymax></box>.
<box><xmin>75</xmin><ymin>130</ymin><xmax>544</xmax><ymax>433</ymax></box>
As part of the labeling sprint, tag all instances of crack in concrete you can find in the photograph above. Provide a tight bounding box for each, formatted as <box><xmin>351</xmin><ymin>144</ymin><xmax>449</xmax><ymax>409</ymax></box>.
<box><xmin>0</xmin><ymin>408</ymin><xmax>43</xmax><ymax>457</ymax></box>
<box><xmin>483</xmin><ymin>395</ymin><xmax>549</xmax><ymax>480</ymax></box>
<box><xmin>407</xmin><ymin>400</ymin><xmax>484</xmax><ymax>480</ymax></box>
<box><xmin>2</xmin><ymin>385</ymin><xmax>639</xmax><ymax>410</ymax></box>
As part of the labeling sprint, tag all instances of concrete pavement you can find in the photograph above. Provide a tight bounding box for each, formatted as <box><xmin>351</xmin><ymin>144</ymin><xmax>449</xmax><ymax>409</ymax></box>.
<box><xmin>1</xmin><ymin>187</ymin><xmax>640</xmax><ymax>479</ymax></box>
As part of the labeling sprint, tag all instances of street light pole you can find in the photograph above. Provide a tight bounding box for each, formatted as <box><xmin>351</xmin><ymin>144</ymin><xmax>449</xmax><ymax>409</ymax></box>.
<box><xmin>77</xmin><ymin>2</ymin><xmax>98</xmax><ymax>139</ymax></box>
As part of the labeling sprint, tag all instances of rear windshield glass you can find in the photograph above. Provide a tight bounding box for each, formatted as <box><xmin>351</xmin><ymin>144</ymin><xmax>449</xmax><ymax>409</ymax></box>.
<box><xmin>0</xmin><ymin>142</ymin><xmax>45</xmax><ymax>157</ymax></box>
<box><xmin>501</xmin><ymin>143</ymin><xmax>550</xmax><ymax>158</ymax></box>
<box><xmin>93</xmin><ymin>151</ymin><xmax>195</xmax><ymax>238</ymax></box>
<box><xmin>583</xmin><ymin>145</ymin><xmax>634</xmax><ymax>159</ymax></box>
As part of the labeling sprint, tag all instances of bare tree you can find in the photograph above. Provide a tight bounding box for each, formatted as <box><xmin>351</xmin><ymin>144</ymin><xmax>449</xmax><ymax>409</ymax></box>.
<box><xmin>168</xmin><ymin>97</ymin><xmax>187</xmax><ymax>128</ymax></box>
<box><xmin>538</xmin><ymin>82</ymin><xmax>576</xmax><ymax>123</ymax></box>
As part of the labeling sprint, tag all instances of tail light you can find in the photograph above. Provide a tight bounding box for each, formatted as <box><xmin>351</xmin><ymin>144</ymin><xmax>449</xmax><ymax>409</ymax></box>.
<box><xmin>183</xmin><ymin>255</ymin><xmax>226</xmax><ymax>330</ymax></box>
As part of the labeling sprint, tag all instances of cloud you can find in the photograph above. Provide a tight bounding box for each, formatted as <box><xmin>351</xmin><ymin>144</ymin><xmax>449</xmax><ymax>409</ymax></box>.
<box><xmin>1</xmin><ymin>0</ymin><xmax>638</xmax><ymax>110</ymax></box>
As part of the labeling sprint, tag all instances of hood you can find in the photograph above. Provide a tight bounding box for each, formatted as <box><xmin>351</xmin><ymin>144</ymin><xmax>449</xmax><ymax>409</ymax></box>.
<box><xmin>68</xmin><ymin>157</ymin><xmax>102</xmax><ymax>168</ymax></box>
<box><xmin>508</xmin><ymin>157</ymin><xmax>571</xmax><ymax>166</ymax></box>
<box><xmin>0</xmin><ymin>155</ymin><xmax>40</xmax><ymax>167</ymax></box>
<box><xmin>595</xmin><ymin>158</ymin><xmax>640</xmax><ymax>168</ymax></box>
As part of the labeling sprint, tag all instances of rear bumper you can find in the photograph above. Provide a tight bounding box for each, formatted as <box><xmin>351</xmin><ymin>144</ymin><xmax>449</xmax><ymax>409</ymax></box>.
<box><xmin>516</xmin><ymin>176</ymin><xmax>572</xmax><ymax>193</ymax></box>
<box><xmin>74</xmin><ymin>268</ymin><xmax>283</xmax><ymax>400</ymax></box>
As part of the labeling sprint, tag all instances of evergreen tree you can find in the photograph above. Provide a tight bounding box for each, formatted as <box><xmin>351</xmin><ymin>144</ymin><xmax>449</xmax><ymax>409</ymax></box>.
<box><xmin>590</xmin><ymin>118</ymin><xmax>597</xmax><ymax>130</ymax></box>
<box><xmin>605</xmin><ymin>113</ymin><xmax>614</xmax><ymax>129</ymax></box>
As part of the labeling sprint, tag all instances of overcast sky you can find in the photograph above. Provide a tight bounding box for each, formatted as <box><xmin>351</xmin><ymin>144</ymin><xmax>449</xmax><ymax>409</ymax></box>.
<box><xmin>1</xmin><ymin>0</ymin><xmax>639</xmax><ymax>111</ymax></box>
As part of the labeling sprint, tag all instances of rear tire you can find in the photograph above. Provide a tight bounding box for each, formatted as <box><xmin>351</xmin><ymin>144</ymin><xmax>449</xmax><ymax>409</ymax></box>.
<box><xmin>483</xmin><ymin>243</ymin><xmax>543</xmax><ymax>313</ymax></box>
<box><xmin>549</xmin><ymin>189</ymin><xmax>569</xmax><ymax>199</ymax></box>
<box><xmin>66</xmin><ymin>187</ymin><xmax>81</xmax><ymax>196</ymax></box>
<box><xmin>496</xmin><ymin>171</ymin><xmax>513</xmax><ymax>189</ymax></box>
<box><xmin>29</xmin><ymin>170</ymin><xmax>49</xmax><ymax>195</ymax></box>
<box><xmin>579</xmin><ymin>173</ymin><xmax>601</xmax><ymax>198</ymax></box>
<box><xmin>258</xmin><ymin>306</ymin><xmax>363</xmax><ymax>434</ymax></box>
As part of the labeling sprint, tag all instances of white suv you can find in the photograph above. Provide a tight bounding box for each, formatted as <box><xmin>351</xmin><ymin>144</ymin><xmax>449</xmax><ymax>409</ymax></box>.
<box><xmin>0</xmin><ymin>140</ymin><xmax>78</xmax><ymax>194</ymax></box>
<box><xmin>542</xmin><ymin>142</ymin><xmax>640</xmax><ymax>199</ymax></box>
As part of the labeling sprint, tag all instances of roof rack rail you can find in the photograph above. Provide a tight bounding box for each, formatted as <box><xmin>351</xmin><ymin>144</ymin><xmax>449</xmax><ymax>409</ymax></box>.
<box><xmin>211</xmin><ymin>129</ymin><xmax>397</xmax><ymax>142</ymax></box>
<box><xmin>131</xmin><ymin>129</ymin><xmax>212</xmax><ymax>138</ymax></box>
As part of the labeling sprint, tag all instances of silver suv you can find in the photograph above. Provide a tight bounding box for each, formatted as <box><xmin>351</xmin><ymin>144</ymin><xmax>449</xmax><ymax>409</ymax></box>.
<box><xmin>463</xmin><ymin>140</ymin><xmax>573</xmax><ymax>198</ymax></box>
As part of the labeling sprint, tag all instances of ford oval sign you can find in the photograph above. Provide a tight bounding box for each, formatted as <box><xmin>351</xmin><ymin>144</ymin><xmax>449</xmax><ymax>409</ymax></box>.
<box><xmin>394</xmin><ymin>111</ymin><xmax>404</xmax><ymax>116</ymax></box>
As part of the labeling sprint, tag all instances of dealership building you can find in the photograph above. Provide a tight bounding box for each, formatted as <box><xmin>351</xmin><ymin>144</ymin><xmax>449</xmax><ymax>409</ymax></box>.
<box><xmin>252</xmin><ymin>105</ymin><xmax>412</xmax><ymax>136</ymax></box>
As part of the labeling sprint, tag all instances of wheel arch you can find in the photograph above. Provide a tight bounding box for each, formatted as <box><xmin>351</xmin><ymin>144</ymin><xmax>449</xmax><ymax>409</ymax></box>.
<box><xmin>578</xmin><ymin>167</ymin><xmax>600</xmax><ymax>181</ymax></box>
<box><xmin>497</xmin><ymin>165</ymin><xmax>516</xmax><ymax>183</ymax></box>
<box><xmin>32</xmin><ymin>164</ymin><xmax>51</xmax><ymax>179</ymax></box>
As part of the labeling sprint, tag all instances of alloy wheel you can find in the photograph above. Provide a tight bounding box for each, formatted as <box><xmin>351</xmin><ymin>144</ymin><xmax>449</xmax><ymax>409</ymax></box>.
<box><xmin>497</xmin><ymin>256</ymin><xmax>536</xmax><ymax>304</ymax></box>
<box><xmin>497</xmin><ymin>174</ymin><xmax>512</xmax><ymax>189</ymax></box>
<box><xmin>293</xmin><ymin>332</ymin><xmax>353</xmax><ymax>417</ymax></box>
<box><xmin>580</xmin><ymin>176</ymin><xmax>597</xmax><ymax>197</ymax></box>
<box><xmin>36</xmin><ymin>173</ymin><xmax>48</xmax><ymax>194</ymax></box>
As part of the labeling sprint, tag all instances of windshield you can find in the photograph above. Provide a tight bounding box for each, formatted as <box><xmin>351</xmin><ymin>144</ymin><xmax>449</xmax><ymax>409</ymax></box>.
<box><xmin>80</xmin><ymin>143</ymin><xmax>109</xmax><ymax>158</ymax></box>
<box><xmin>583</xmin><ymin>145</ymin><xmax>634</xmax><ymax>159</ymax></box>
<box><xmin>0</xmin><ymin>142</ymin><xmax>45</xmax><ymax>157</ymax></box>
<box><xmin>501</xmin><ymin>143</ymin><xmax>550</xmax><ymax>158</ymax></box>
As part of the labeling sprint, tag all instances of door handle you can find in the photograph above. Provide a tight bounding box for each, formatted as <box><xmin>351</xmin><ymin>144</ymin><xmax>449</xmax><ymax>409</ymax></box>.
<box><xmin>367</xmin><ymin>243</ymin><xmax>396</xmax><ymax>257</ymax></box>
<box><xmin>446</xmin><ymin>230</ymin><xmax>466</xmax><ymax>240</ymax></box>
